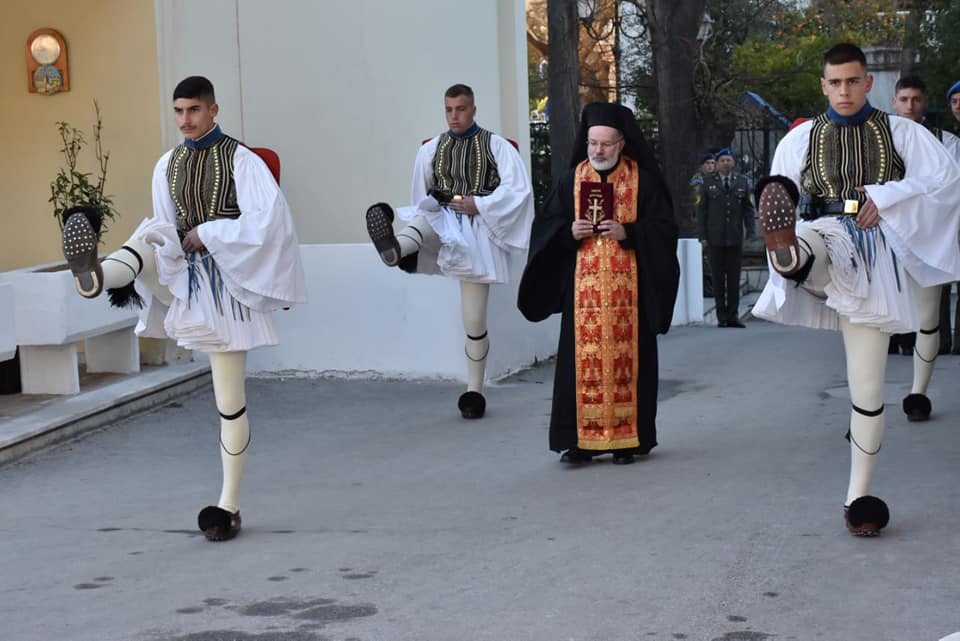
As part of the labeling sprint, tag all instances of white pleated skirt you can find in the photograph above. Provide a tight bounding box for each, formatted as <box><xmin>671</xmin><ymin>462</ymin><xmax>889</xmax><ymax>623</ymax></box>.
<box><xmin>132</xmin><ymin>217</ymin><xmax>278</xmax><ymax>352</ymax></box>
<box><xmin>163</xmin><ymin>252</ymin><xmax>278</xmax><ymax>352</ymax></box>
<box><xmin>397</xmin><ymin>205</ymin><xmax>512</xmax><ymax>284</ymax></box>
<box><xmin>753</xmin><ymin>216</ymin><xmax>920</xmax><ymax>333</ymax></box>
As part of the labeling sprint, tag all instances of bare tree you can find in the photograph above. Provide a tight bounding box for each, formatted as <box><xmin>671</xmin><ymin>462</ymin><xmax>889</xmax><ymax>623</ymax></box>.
<box><xmin>547</xmin><ymin>0</ymin><xmax>581</xmax><ymax>184</ymax></box>
<box><xmin>646</xmin><ymin>0</ymin><xmax>707</xmax><ymax>236</ymax></box>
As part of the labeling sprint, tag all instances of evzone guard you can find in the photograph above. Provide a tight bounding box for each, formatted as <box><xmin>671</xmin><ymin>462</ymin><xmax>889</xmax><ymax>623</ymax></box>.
<box><xmin>61</xmin><ymin>76</ymin><xmax>306</xmax><ymax>541</ymax></box>
<box><xmin>753</xmin><ymin>44</ymin><xmax>960</xmax><ymax>536</ymax></box>
<box><xmin>364</xmin><ymin>84</ymin><xmax>534</xmax><ymax>418</ymax></box>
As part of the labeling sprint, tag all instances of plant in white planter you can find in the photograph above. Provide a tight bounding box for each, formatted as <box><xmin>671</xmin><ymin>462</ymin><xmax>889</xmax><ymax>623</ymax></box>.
<box><xmin>49</xmin><ymin>100</ymin><xmax>118</xmax><ymax>239</ymax></box>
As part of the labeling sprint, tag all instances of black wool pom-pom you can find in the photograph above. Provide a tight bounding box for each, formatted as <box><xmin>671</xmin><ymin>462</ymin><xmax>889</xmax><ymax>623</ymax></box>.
<box><xmin>106</xmin><ymin>283</ymin><xmax>144</xmax><ymax>310</ymax></box>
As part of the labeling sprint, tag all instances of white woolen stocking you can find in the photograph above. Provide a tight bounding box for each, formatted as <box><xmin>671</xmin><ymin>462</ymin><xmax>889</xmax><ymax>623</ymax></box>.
<box><xmin>101</xmin><ymin>233</ymin><xmax>173</xmax><ymax>306</ymax></box>
<box><xmin>794</xmin><ymin>226</ymin><xmax>831</xmax><ymax>296</ymax></box>
<box><xmin>461</xmin><ymin>281</ymin><xmax>490</xmax><ymax>393</ymax></box>
<box><xmin>396</xmin><ymin>214</ymin><xmax>439</xmax><ymax>258</ymax></box>
<box><xmin>840</xmin><ymin>317</ymin><xmax>888</xmax><ymax>506</ymax></box>
<box><xmin>912</xmin><ymin>284</ymin><xmax>941</xmax><ymax>395</ymax></box>
<box><xmin>210</xmin><ymin>351</ymin><xmax>249</xmax><ymax>515</ymax></box>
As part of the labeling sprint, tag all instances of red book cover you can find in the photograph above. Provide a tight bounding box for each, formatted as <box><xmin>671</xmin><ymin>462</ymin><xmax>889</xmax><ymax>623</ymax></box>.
<box><xmin>579</xmin><ymin>181</ymin><xmax>614</xmax><ymax>232</ymax></box>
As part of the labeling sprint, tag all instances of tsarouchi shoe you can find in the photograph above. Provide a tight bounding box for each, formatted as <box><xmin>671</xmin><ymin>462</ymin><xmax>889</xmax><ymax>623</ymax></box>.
<box><xmin>902</xmin><ymin>393</ymin><xmax>932</xmax><ymax>422</ymax></box>
<box><xmin>756</xmin><ymin>177</ymin><xmax>803</xmax><ymax>276</ymax></box>
<box><xmin>61</xmin><ymin>210</ymin><xmax>103</xmax><ymax>298</ymax></box>
<box><xmin>365</xmin><ymin>202</ymin><xmax>401</xmax><ymax>267</ymax></box>
<box><xmin>198</xmin><ymin>506</ymin><xmax>242</xmax><ymax>542</ymax></box>
<box><xmin>458</xmin><ymin>391</ymin><xmax>486</xmax><ymax>419</ymax></box>
<box><xmin>844</xmin><ymin>496</ymin><xmax>889</xmax><ymax>537</ymax></box>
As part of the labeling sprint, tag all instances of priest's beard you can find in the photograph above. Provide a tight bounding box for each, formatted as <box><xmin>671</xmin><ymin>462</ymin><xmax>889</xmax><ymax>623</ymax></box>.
<box><xmin>589</xmin><ymin>152</ymin><xmax>620</xmax><ymax>172</ymax></box>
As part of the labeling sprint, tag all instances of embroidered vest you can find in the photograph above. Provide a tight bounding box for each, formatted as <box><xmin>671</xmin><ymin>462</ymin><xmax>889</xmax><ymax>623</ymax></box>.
<box><xmin>432</xmin><ymin>128</ymin><xmax>501</xmax><ymax>197</ymax></box>
<box><xmin>166</xmin><ymin>134</ymin><xmax>242</xmax><ymax>232</ymax></box>
<box><xmin>801</xmin><ymin>109</ymin><xmax>905</xmax><ymax>204</ymax></box>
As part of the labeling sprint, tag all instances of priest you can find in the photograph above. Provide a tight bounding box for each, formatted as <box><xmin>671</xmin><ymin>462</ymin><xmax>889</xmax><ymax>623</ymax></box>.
<box><xmin>517</xmin><ymin>102</ymin><xmax>679</xmax><ymax>465</ymax></box>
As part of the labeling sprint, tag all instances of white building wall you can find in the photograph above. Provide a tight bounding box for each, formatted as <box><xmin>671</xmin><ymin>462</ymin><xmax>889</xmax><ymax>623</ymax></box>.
<box><xmin>152</xmin><ymin>0</ymin><xmax>702</xmax><ymax>378</ymax></box>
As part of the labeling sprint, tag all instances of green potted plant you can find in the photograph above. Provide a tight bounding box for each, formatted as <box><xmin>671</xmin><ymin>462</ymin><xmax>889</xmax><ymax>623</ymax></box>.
<box><xmin>49</xmin><ymin>100</ymin><xmax>118</xmax><ymax>240</ymax></box>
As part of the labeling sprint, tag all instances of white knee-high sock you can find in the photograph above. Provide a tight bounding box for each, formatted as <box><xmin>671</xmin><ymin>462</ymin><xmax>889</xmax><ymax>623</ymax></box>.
<box><xmin>794</xmin><ymin>226</ymin><xmax>831</xmax><ymax>296</ymax></box>
<box><xmin>210</xmin><ymin>352</ymin><xmax>249</xmax><ymax>514</ymax></box>
<box><xmin>912</xmin><ymin>285</ymin><xmax>941</xmax><ymax>395</ymax></box>
<box><xmin>461</xmin><ymin>281</ymin><xmax>490</xmax><ymax>393</ymax></box>
<box><xmin>101</xmin><ymin>233</ymin><xmax>173</xmax><ymax>305</ymax></box>
<box><xmin>846</xmin><ymin>406</ymin><xmax>885</xmax><ymax>505</ymax></box>
<box><xmin>397</xmin><ymin>214</ymin><xmax>438</xmax><ymax>258</ymax></box>
<box><xmin>840</xmin><ymin>317</ymin><xmax>888</xmax><ymax>505</ymax></box>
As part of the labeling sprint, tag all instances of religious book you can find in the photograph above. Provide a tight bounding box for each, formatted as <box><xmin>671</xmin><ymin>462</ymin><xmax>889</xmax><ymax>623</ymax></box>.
<box><xmin>579</xmin><ymin>181</ymin><xmax>614</xmax><ymax>233</ymax></box>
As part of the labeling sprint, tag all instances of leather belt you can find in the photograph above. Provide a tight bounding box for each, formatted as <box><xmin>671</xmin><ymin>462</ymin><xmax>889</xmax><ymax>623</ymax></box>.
<box><xmin>798</xmin><ymin>195</ymin><xmax>858</xmax><ymax>221</ymax></box>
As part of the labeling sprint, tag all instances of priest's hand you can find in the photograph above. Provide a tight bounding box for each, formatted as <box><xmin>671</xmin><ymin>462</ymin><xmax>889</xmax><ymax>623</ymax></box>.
<box><xmin>572</xmin><ymin>219</ymin><xmax>595</xmax><ymax>240</ymax></box>
<box><xmin>854</xmin><ymin>187</ymin><xmax>880</xmax><ymax>229</ymax></box>
<box><xmin>449</xmin><ymin>195</ymin><xmax>479</xmax><ymax>215</ymax></box>
<box><xmin>598</xmin><ymin>220</ymin><xmax>626</xmax><ymax>241</ymax></box>
<box><xmin>181</xmin><ymin>228</ymin><xmax>206</xmax><ymax>254</ymax></box>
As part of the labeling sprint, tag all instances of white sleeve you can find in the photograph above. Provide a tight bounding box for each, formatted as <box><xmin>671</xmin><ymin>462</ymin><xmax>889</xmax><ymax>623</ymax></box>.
<box><xmin>473</xmin><ymin>135</ymin><xmax>535</xmax><ymax>251</ymax></box>
<box><xmin>195</xmin><ymin>146</ymin><xmax>306</xmax><ymax>310</ymax></box>
<box><xmin>410</xmin><ymin>137</ymin><xmax>439</xmax><ymax>205</ymax></box>
<box><xmin>151</xmin><ymin>151</ymin><xmax>177</xmax><ymax>225</ymax></box>
<box><xmin>865</xmin><ymin>118</ymin><xmax>960</xmax><ymax>212</ymax></box>
<box><xmin>769</xmin><ymin>123</ymin><xmax>811</xmax><ymax>186</ymax></box>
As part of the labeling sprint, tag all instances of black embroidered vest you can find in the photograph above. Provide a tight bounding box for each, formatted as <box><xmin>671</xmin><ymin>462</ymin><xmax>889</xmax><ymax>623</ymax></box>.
<box><xmin>432</xmin><ymin>128</ymin><xmax>501</xmax><ymax>197</ymax></box>
<box><xmin>166</xmin><ymin>134</ymin><xmax>242</xmax><ymax>232</ymax></box>
<box><xmin>801</xmin><ymin>109</ymin><xmax>905</xmax><ymax>205</ymax></box>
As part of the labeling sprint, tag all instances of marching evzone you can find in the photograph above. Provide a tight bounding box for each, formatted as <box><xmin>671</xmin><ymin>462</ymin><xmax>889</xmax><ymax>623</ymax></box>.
<box><xmin>61</xmin><ymin>76</ymin><xmax>306</xmax><ymax>541</ymax></box>
<box><xmin>753</xmin><ymin>44</ymin><xmax>960</xmax><ymax>536</ymax></box>
<box><xmin>365</xmin><ymin>84</ymin><xmax>533</xmax><ymax>419</ymax></box>
<box><xmin>889</xmin><ymin>75</ymin><xmax>960</xmax><ymax>421</ymax></box>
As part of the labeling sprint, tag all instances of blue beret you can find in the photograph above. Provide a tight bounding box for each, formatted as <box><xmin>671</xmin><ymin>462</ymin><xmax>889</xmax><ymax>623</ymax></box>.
<box><xmin>699</xmin><ymin>153</ymin><xmax>715</xmax><ymax>164</ymax></box>
<box><xmin>948</xmin><ymin>80</ymin><xmax>960</xmax><ymax>101</ymax></box>
<box><xmin>716</xmin><ymin>148</ymin><xmax>735</xmax><ymax>159</ymax></box>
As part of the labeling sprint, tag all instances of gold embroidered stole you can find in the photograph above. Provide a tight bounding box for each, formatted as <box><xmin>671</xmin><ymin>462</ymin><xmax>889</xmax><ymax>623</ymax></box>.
<box><xmin>573</xmin><ymin>157</ymin><xmax>640</xmax><ymax>451</ymax></box>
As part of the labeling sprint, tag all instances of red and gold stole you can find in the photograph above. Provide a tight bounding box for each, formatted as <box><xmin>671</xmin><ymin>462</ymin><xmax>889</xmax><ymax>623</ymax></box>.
<box><xmin>573</xmin><ymin>157</ymin><xmax>640</xmax><ymax>451</ymax></box>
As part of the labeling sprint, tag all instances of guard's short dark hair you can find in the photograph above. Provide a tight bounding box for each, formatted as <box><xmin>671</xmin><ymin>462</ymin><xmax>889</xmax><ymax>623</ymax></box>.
<box><xmin>173</xmin><ymin>76</ymin><xmax>216</xmax><ymax>103</ymax></box>
<box><xmin>444</xmin><ymin>84</ymin><xmax>474</xmax><ymax>101</ymax></box>
<box><xmin>823</xmin><ymin>43</ymin><xmax>867</xmax><ymax>70</ymax></box>
<box><xmin>895</xmin><ymin>75</ymin><xmax>927</xmax><ymax>95</ymax></box>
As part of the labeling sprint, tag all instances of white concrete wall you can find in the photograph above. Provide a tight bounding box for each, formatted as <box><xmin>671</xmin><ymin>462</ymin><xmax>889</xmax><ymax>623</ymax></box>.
<box><xmin>154</xmin><ymin>0</ymin><xmax>531</xmax><ymax>246</ymax></box>
<box><xmin>672</xmin><ymin>239</ymin><xmax>704</xmax><ymax>325</ymax></box>
<box><xmin>246</xmin><ymin>245</ymin><xmax>560</xmax><ymax>380</ymax></box>
<box><xmin>246</xmin><ymin>242</ymin><xmax>703</xmax><ymax>378</ymax></box>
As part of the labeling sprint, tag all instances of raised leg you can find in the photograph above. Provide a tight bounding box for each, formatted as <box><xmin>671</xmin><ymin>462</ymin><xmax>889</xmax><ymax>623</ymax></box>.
<box><xmin>365</xmin><ymin>204</ymin><xmax>438</xmax><ymax>267</ymax></box>
<box><xmin>101</xmin><ymin>233</ymin><xmax>173</xmax><ymax>307</ymax></box>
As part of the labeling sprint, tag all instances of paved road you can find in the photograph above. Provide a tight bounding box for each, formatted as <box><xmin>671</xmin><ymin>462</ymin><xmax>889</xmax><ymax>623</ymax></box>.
<box><xmin>2</xmin><ymin>320</ymin><xmax>959</xmax><ymax>641</ymax></box>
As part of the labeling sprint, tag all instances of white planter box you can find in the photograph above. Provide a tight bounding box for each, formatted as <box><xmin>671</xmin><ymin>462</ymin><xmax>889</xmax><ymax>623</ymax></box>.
<box><xmin>0</xmin><ymin>262</ymin><xmax>140</xmax><ymax>394</ymax></box>
<box><xmin>0</xmin><ymin>282</ymin><xmax>15</xmax><ymax>362</ymax></box>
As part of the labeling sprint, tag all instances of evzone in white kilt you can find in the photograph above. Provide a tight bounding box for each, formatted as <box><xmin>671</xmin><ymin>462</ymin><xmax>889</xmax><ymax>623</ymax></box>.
<box><xmin>753</xmin><ymin>106</ymin><xmax>960</xmax><ymax>536</ymax></box>
<box><xmin>133</xmin><ymin>142</ymin><xmax>305</xmax><ymax>352</ymax></box>
<box><xmin>754</xmin><ymin>114</ymin><xmax>960</xmax><ymax>333</ymax></box>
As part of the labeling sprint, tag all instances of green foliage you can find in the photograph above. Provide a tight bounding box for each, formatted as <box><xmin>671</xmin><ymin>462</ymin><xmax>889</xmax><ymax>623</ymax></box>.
<box><xmin>920</xmin><ymin>0</ymin><xmax>960</xmax><ymax>132</ymax></box>
<box><xmin>731</xmin><ymin>33</ymin><xmax>829</xmax><ymax>119</ymax></box>
<box><xmin>49</xmin><ymin>101</ymin><xmax>117</xmax><ymax>240</ymax></box>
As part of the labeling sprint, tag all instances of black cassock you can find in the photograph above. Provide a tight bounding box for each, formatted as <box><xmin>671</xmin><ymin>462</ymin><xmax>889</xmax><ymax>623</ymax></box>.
<box><xmin>517</xmin><ymin>163</ymin><xmax>680</xmax><ymax>453</ymax></box>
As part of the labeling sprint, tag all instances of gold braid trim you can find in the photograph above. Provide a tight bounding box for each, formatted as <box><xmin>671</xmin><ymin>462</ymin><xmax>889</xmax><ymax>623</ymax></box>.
<box><xmin>573</xmin><ymin>157</ymin><xmax>641</xmax><ymax>451</ymax></box>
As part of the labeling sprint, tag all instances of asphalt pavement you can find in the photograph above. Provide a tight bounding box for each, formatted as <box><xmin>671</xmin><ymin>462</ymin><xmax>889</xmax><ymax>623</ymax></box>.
<box><xmin>2</xmin><ymin>319</ymin><xmax>959</xmax><ymax>641</ymax></box>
